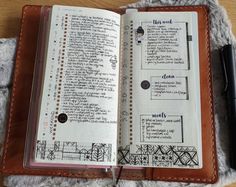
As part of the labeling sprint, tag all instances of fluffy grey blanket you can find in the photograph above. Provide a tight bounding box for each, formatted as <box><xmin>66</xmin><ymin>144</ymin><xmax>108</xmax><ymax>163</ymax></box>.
<box><xmin>0</xmin><ymin>0</ymin><xmax>236</xmax><ymax>186</ymax></box>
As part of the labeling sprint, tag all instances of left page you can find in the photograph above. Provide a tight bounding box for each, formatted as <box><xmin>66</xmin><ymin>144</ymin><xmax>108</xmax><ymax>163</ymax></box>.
<box><xmin>34</xmin><ymin>5</ymin><xmax>121</xmax><ymax>166</ymax></box>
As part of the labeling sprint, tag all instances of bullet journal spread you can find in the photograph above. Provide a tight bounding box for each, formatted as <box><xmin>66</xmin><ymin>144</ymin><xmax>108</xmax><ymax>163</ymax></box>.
<box><xmin>29</xmin><ymin>5</ymin><xmax>201</xmax><ymax>169</ymax></box>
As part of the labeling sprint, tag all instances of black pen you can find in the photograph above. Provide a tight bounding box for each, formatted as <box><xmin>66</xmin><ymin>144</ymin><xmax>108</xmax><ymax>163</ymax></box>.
<box><xmin>221</xmin><ymin>44</ymin><xmax>236</xmax><ymax>169</ymax></box>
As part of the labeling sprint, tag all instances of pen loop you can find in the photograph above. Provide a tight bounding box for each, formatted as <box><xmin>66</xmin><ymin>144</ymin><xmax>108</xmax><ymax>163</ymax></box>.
<box><xmin>220</xmin><ymin>48</ymin><xmax>229</xmax><ymax>92</ymax></box>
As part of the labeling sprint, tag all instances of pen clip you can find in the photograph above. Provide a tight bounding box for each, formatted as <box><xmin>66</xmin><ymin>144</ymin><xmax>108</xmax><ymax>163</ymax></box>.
<box><xmin>220</xmin><ymin>47</ymin><xmax>229</xmax><ymax>93</ymax></box>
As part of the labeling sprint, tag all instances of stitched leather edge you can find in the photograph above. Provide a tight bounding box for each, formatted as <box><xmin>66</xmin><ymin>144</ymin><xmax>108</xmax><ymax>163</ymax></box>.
<box><xmin>205</xmin><ymin>5</ymin><xmax>218</xmax><ymax>182</ymax></box>
<box><xmin>1</xmin><ymin>5</ymin><xmax>29</xmax><ymax>170</ymax></box>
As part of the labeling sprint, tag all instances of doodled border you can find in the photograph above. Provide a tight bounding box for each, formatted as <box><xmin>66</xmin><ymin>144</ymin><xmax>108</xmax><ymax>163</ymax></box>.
<box><xmin>36</xmin><ymin>141</ymin><xmax>112</xmax><ymax>163</ymax></box>
<box><xmin>118</xmin><ymin>144</ymin><xmax>199</xmax><ymax>168</ymax></box>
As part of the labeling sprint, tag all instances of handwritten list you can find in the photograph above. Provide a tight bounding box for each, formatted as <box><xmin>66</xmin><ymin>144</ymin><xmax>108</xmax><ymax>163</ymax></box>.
<box><xmin>60</xmin><ymin>14</ymin><xmax>120</xmax><ymax>124</ymax></box>
<box><xmin>142</xmin><ymin>21</ymin><xmax>188</xmax><ymax>70</ymax></box>
<box><xmin>35</xmin><ymin>6</ymin><xmax>121</xmax><ymax>166</ymax></box>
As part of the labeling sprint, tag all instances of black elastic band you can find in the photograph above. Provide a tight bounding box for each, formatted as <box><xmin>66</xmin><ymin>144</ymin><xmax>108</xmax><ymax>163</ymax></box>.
<box><xmin>115</xmin><ymin>166</ymin><xmax>123</xmax><ymax>185</ymax></box>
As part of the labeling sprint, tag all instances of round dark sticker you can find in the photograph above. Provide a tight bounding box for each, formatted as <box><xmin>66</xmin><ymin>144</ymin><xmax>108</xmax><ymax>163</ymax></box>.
<box><xmin>58</xmin><ymin>113</ymin><xmax>68</xmax><ymax>123</ymax></box>
<box><xmin>141</xmin><ymin>80</ymin><xmax>150</xmax><ymax>90</ymax></box>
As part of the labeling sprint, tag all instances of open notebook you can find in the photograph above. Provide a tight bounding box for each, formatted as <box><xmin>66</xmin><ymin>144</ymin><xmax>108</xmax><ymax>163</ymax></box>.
<box><xmin>1</xmin><ymin>5</ymin><xmax>217</xmax><ymax>183</ymax></box>
<box><xmin>27</xmin><ymin>5</ymin><xmax>201</xmax><ymax>169</ymax></box>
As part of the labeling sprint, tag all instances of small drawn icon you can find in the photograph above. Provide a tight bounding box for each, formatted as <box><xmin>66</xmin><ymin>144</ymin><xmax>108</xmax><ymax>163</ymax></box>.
<box><xmin>135</xmin><ymin>26</ymin><xmax>144</xmax><ymax>45</ymax></box>
<box><xmin>47</xmin><ymin>150</ymin><xmax>56</xmax><ymax>160</ymax></box>
<box><xmin>58</xmin><ymin>113</ymin><xmax>68</xmax><ymax>123</ymax></box>
<box><xmin>141</xmin><ymin>80</ymin><xmax>150</xmax><ymax>90</ymax></box>
<box><xmin>110</xmin><ymin>55</ymin><xmax>117</xmax><ymax>70</ymax></box>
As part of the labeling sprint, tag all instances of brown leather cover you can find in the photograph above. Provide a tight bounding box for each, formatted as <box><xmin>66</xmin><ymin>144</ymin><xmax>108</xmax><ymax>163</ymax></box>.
<box><xmin>0</xmin><ymin>5</ymin><xmax>218</xmax><ymax>183</ymax></box>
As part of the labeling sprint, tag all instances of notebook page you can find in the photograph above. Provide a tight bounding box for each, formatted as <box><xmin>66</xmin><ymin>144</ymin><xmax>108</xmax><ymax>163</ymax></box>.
<box><xmin>34</xmin><ymin>5</ymin><xmax>121</xmax><ymax>166</ymax></box>
<box><xmin>119</xmin><ymin>11</ymin><xmax>202</xmax><ymax>168</ymax></box>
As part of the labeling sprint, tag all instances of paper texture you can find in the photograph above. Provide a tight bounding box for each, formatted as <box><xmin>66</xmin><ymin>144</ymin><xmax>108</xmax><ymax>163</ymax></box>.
<box><xmin>35</xmin><ymin>5</ymin><xmax>121</xmax><ymax>166</ymax></box>
<box><xmin>118</xmin><ymin>12</ymin><xmax>202</xmax><ymax>168</ymax></box>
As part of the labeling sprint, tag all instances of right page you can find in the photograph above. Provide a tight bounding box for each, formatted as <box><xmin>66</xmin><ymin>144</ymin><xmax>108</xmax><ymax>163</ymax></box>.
<box><xmin>119</xmin><ymin>11</ymin><xmax>202</xmax><ymax>169</ymax></box>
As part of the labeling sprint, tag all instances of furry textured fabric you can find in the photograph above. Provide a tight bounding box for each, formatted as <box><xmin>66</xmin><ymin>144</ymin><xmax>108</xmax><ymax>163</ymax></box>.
<box><xmin>0</xmin><ymin>0</ymin><xmax>236</xmax><ymax>186</ymax></box>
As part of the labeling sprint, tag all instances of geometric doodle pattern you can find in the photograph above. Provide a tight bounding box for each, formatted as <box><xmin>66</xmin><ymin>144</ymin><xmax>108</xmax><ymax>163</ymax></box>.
<box><xmin>36</xmin><ymin>140</ymin><xmax>112</xmax><ymax>163</ymax></box>
<box><xmin>118</xmin><ymin>144</ymin><xmax>199</xmax><ymax>167</ymax></box>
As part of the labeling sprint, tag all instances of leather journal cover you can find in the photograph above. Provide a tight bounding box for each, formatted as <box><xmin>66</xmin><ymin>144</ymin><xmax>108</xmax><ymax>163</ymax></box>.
<box><xmin>0</xmin><ymin>5</ymin><xmax>218</xmax><ymax>183</ymax></box>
